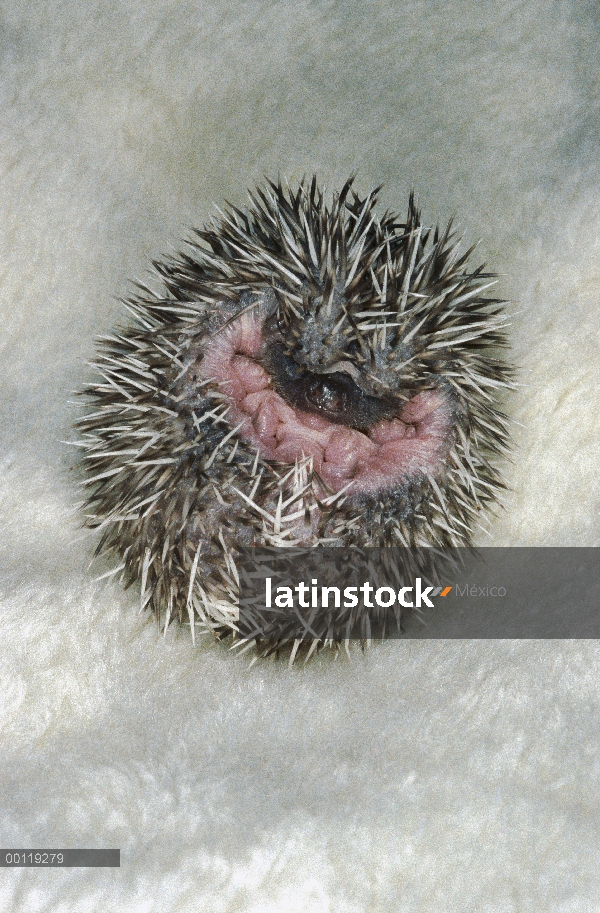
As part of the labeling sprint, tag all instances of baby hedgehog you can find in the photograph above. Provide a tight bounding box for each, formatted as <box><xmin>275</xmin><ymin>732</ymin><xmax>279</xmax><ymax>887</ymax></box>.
<box><xmin>76</xmin><ymin>177</ymin><xmax>512</xmax><ymax>650</ymax></box>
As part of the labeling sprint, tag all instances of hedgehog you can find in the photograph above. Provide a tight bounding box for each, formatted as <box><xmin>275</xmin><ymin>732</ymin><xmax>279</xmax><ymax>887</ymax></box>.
<box><xmin>75</xmin><ymin>177</ymin><xmax>513</xmax><ymax>656</ymax></box>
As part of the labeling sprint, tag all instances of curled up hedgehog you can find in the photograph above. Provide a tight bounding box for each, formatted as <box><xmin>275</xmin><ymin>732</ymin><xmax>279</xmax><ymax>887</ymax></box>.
<box><xmin>75</xmin><ymin>177</ymin><xmax>513</xmax><ymax>656</ymax></box>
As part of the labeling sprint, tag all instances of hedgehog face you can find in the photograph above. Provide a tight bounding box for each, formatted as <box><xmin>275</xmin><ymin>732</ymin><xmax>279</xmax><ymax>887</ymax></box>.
<box><xmin>197</xmin><ymin>303</ymin><xmax>453</xmax><ymax>495</ymax></box>
<box><xmin>76</xmin><ymin>178</ymin><xmax>512</xmax><ymax>649</ymax></box>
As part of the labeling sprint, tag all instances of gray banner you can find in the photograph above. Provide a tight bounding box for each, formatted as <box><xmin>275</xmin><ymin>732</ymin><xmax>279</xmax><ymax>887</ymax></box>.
<box><xmin>0</xmin><ymin>849</ymin><xmax>120</xmax><ymax>867</ymax></box>
<box><xmin>237</xmin><ymin>548</ymin><xmax>600</xmax><ymax>640</ymax></box>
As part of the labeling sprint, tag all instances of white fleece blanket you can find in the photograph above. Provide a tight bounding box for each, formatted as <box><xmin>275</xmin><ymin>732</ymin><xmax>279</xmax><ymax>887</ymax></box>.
<box><xmin>1</xmin><ymin>1</ymin><xmax>599</xmax><ymax>910</ymax></box>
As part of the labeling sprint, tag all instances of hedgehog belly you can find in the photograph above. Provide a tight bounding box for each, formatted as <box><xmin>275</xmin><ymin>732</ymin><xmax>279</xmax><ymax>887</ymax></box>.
<box><xmin>198</xmin><ymin>308</ymin><xmax>454</xmax><ymax>495</ymax></box>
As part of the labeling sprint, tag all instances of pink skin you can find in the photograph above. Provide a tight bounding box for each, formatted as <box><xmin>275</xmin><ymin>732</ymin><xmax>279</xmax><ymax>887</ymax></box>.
<box><xmin>199</xmin><ymin>312</ymin><xmax>452</xmax><ymax>495</ymax></box>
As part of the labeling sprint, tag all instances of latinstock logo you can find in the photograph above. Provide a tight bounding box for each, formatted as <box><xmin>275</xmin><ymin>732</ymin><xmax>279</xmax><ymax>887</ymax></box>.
<box><xmin>239</xmin><ymin>547</ymin><xmax>600</xmax><ymax>640</ymax></box>
<box><xmin>265</xmin><ymin>577</ymin><xmax>453</xmax><ymax>610</ymax></box>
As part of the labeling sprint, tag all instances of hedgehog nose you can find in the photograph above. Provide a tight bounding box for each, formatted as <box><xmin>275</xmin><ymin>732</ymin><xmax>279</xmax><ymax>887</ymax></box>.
<box><xmin>306</xmin><ymin>378</ymin><xmax>346</xmax><ymax>413</ymax></box>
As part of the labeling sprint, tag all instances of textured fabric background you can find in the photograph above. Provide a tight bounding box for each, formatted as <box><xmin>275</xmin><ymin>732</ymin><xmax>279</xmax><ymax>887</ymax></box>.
<box><xmin>1</xmin><ymin>1</ymin><xmax>599</xmax><ymax>910</ymax></box>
